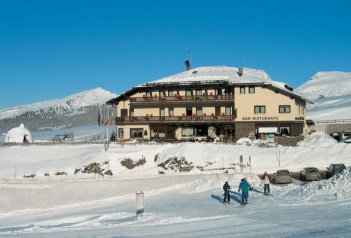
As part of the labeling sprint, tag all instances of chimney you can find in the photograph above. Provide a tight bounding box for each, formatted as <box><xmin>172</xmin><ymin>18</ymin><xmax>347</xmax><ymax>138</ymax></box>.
<box><xmin>238</xmin><ymin>68</ymin><xmax>243</xmax><ymax>76</ymax></box>
<box><xmin>184</xmin><ymin>60</ymin><xmax>191</xmax><ymax>71</ymax></box>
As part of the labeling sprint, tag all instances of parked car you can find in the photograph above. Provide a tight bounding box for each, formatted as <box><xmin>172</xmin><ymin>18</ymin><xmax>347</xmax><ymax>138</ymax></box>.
<box><xmin>340</xmin><ymin>136</ymin><xmax>351</xmax><ymax>144</ymax></box>
<box><xmin>326</xmin><ymin>163</ymin><xmax>346</xmax><ymax>178</ymax></box>
<box><xmin>273</xmin><ymin>169</ymin><xmax>292</xmax><ymax>184</ymax></box>
<box><xmin>300</xmin><ymin>167</ymin><xmax>321</xmax><ymax>181</ymax></box>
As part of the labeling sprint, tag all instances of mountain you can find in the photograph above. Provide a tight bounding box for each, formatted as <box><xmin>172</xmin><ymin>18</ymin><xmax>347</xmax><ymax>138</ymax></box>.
<box><xmin>296</xmin><ymin>71</ymin><xmax>351</xmax><ymax>121</ymax></box>
<box><xmin>0</xmin><ymin>88</ymin><xmax>118</xmax><ymax>134</ymax></box>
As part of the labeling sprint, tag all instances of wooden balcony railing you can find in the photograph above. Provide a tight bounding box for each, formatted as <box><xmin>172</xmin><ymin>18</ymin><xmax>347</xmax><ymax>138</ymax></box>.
<box><xmin>115</xmin><ymin>115</ymin><xmax>235</xmax><ymax>123</ymax></box>
<box><xmin>129</xmin><ymin>94</ymin><xmax>234</xmax><ymax>103</ymax></box>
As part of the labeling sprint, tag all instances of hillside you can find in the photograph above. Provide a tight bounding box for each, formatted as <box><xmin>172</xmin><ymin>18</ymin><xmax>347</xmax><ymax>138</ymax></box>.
<box><xmin>0</xmin><ymin>88</ymin><xmax>117</xmax><ymax>134</ymax></box>
<box><xmin>296</xmin><ymin>71</ymin><xmax>351</xmax><ymax>121</ymax></box>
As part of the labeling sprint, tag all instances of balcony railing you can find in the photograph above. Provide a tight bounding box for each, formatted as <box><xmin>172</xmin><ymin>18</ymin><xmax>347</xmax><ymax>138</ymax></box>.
<box><xmin>130</xmin><ymin>94</ymin><xmax>234</xmax><ymax>103</ymax></box>
<box><xmin>116</xmin><ymin>115</ymin><xmax>235</xmax><ymax>123</ymax></box>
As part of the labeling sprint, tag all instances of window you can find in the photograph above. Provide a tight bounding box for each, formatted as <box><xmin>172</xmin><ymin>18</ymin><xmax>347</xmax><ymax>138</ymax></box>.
<box><xmin>169</xmin><ymin>108</ymin><xmax>174</xmax><ymax>116</ymax></box>
<box><xmin>158</xmin><ymin>129</ymin><xmax>166</xmax><ymax>138</ymax></box>
<box><xmin>249</xmin><ymin>86</ymin><xmax>255</xmax><ymax>94</ymax></box>
<box><xmin>225</xmin><ymin>106</ymin><xmax>232</xmax><ymax>115</ymax></box>
<box><xmin>240</xmin><ymin>86</ymin><xmax>246</xmax><ymax>94</ymax></box>
<box><xmin>279</xmin><ymin>105</ymin><xmax>291</xmax><ymax>113</ymax></box>
<box><xmin>195</xmin><ymin>125</ymin><xmax>208</xmax><ymax>136</ymax></box>
<box><xmin>186</xmin><ymin>90</ymin><xmax>192</xmax><ymax>96</ymax></box>
<box><xmin>146</xmin><ymin>91</ymin><xmax>152</xmax><ymax>97</ymax></box>
<box><xmin>121</xmin><ymin>109</ymin><xmax>128</xmax><ymax>117</ymax></box>
<box><xmin>168</xmin><ymin>90</ymin><xmax>174</xmax><ymax>96</ymax></box>
<box><xmin>130</xmin><ymin>128</ymin><xmax>143</xmax><ymax>138</ymax></box>
<box><xmin>160</xmin><ymin>108</ymin><xmax>165</xmax><ymax>117</ymax></box>
<box><xmin>215</xmin><ymin>88</ymin><xmax>222</xmax><ymax>95</ymax></box>
<box><xmin>196</xmin><ymin>107</ymin><xmax>203</xmax><ymax>116</ymax></box>
<box><xmin>186</xmin><ymin>107</ymin><xmax>192</xmax><ymax>116</ymax></box>
<box><xmin>182</xmin><ymin>127</ymin><xmax>194</xmax><ymax>137</ymax></box>
<box><xmin>196</xmin><ymin>89</ymin><xmax>202</xmax><ymax>96</ymax></box>
<box><xmin>280</xmin><ymin>127</ymin><xmax>290</xmax><ymax>136</ymax></box>
<box><xmin>215</xmin><ymin>107</ymin><xmax>221</xmax><ymax>116</ymax></box>
<box><xmin>224</xmin><ymin>87</ymin><xmax>232</xmax><ymax>95</ymax></box>
<box><xmin>130</xmin><ymin>108</ymin><xmax>134</xmax><ymax>117</ymax></box>
<box><xmin>118</xmin><ymin>128</ymin><xmax>124</xmax><ymax>138</ymax></box>
<box><xmin>254</xmin><ymin>106</ymin><xmax>266</xmax><ymax>114</ymax></box>
<box><xmin>159</xmin><ymin>90</ymin><xmax>166</xmax><ymax>97</ymax></box>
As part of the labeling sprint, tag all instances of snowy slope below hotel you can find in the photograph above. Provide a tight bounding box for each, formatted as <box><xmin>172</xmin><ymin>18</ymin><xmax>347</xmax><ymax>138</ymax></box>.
<box><xmin>0</xmin><ymin>133</ymin><xmax>351</xmax><ymax>237</ymax></box>
<box><xmin>296</xmin><ymin>71</ymin><xmax>351</xmax><ymax>121</ymax></box>
<box><xmin>0</xmin><ymin>132</ymin><xmax>349</xmax><ymax>179</ymax></box>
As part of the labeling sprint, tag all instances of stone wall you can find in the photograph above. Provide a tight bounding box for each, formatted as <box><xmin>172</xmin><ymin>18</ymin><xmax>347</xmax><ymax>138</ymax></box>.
<box><xmin>276</xmin><ymin>135</ymin><xmax>305</xmax><ymax>146</ymax></box>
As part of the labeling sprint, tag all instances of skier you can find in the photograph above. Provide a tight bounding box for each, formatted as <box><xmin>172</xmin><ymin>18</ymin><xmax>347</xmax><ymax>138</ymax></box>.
<box><xmin>262</xmin><ymin>172</ymin><xmax>270</xmax><ymax>194</ymax></box>
<box><xmin>238</xmin><ymin>178</ymin><xmax>251</xmax><ymax>205</ymax></box>
<box><xmin>223</xmin><ymin>181</ymin><xmax>231</xmax><ymax>203</ymax></box>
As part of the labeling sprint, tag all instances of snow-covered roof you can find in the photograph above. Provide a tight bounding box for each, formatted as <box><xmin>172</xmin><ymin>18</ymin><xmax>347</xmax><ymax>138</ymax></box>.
<box><xmin>107</xmin><ymin>66</ymin><xmax>310</xmax><ymax>104</ymax></box>
<box><xmin>4</xmin><ymin>124</ymin><xmax>33</xmax><ymax>143</ymax></box>
<box><xmin>141</xmin><ymin>66</ymin><xmax>272</xmax><ymax>86</ymax></box>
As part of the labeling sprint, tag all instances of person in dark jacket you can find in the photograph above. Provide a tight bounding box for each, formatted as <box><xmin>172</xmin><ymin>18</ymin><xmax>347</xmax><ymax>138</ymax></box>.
<box><xmin>238</xmin><ymin>178</ymin><xmax>251</xmax><ymax>205</ymax></box>
<box><xmin>223</xmin><ymin>181</ymin><xmax>231</xmax><ymax>203</ymax></box>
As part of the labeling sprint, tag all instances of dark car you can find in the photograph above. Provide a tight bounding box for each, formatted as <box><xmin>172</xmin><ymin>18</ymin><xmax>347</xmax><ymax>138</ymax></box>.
<box><xmin>273</xmin><ymin>169</ymin><xmax>292</xmax><ymax>184</ymax></box>
<box><xmin>326</xmin><ymin>163</ymin><xmax>346</xmax><ymax>179</ymax></box>
<box><xmin>300</xmin><ymin>167</ymin><xmax>321</xmax><ymax>181</ymax></box>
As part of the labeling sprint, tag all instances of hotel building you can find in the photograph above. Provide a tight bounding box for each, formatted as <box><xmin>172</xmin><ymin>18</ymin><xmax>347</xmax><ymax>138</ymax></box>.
<box><xmin>106</xmin><ymin>66</ymin><xmax>309</xmax><ymax>142</ymax></box>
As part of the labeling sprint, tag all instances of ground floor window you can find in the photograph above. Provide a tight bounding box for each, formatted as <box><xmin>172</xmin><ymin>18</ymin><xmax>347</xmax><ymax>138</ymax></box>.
<box><xmin>182</xmin><ymin>127</ymin><xmax>194</xmax><ymax>137</ymax></box>
<box><xmin>280</xmin><ymin>127</ymin><xmax>290</xmax><ymax>136</ymax></box>
<box><xmin>151</xmin><ymin>126</ymin><xmax>175</xmax><ymax>140</ymax></box>
<box><xmin>130</xmin><ymin>128</ymin><xmax>143</xmax><ymax>138</ymax></box>
<box><xmin>118</xmin><ymin>128</ymin><xmax>124</xmax><ymax>138</ymax></box>
<box><xmin>181</xmin><ymin>125</ymin><xmax>208</xmax><ymax>137</ymax></box>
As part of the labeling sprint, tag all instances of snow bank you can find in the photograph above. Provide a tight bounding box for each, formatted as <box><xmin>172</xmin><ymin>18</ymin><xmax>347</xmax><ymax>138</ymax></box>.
<box><xmin>297</xmin><ymin>132</ymin><xmax>337</xmax><ymax>148</ymax></box>
<box><xmin>282</xmin><ymin>167</ymin><xmax>351</xmax><ymax>202</ymax></box>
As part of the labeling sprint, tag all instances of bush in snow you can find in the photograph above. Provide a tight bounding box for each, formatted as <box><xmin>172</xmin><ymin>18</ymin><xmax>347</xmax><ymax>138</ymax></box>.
<box><xmin>23</xmin><ymin>174</ymin><xmax>36</xmax><ymax>178</ymax></box>
<box><xmin>158</xmin><ymin>156</ymin><xmax>194</xmax><ymax>172</ymax></box>
<box><xmin>120</xmin><ymin>157</ymin><xmax>146</xmax><ymax>169</ymax></box>
<box><xmin>75</xmin><ymin>161</ymin><xmax>113</xmax><ymax>176</ymax></box>
<box><xmin>55</xmin><ymin>171</ymin><xmax>67</xmax><ymax>176</ymax></box>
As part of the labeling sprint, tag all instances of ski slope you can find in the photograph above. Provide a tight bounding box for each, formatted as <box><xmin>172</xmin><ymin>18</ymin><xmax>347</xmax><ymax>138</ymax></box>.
<box><xmin>296</xmin><ymin>71</ymin><xmax>351</xmax><ymax>121</ymax></box>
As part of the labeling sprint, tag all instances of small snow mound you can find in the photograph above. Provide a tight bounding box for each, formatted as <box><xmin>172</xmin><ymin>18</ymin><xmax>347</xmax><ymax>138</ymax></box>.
<box><xmin>236</xmin><ymin>137</ymin><xmax>252</xmax><ymax>145</ymax></box>
<box><xmin>297</xmin><ymin>132</ymin><xmax>337</xmax><ymax>148</ymax></box>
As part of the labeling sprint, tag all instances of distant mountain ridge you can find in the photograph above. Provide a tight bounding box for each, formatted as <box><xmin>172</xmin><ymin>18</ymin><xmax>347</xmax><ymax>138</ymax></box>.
<box><xmin>0</xmin><ymin>88</ymin><xmax>117</xmax><ymax>134</ymax></box>
<box><xmin>296</xmin><ymin>71</ymin><xmax>351</xmax><ymax>121</ymax></box>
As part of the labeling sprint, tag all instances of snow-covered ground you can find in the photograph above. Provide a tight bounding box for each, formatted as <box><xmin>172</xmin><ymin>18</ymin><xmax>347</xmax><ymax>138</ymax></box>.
<box><xmin>0</xmin><ymin>132</ymin><xmax>351</xmax><ymax>237</ymax></box>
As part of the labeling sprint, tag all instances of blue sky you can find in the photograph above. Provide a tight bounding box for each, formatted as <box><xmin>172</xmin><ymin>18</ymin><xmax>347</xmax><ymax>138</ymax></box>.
<box><xmin>0</xmin><ymin>0</ymin><xmax>350</xmax><ymax>109</ymax></box>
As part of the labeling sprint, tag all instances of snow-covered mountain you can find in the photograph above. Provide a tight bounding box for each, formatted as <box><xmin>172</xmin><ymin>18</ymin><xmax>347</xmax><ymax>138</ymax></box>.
<box><xmin>0</xmin><ymin>88</ymin><xmax>117</xmax><ymax>133</ymax></box>
<box><xmin>296</xmin><ymin>71</ymin><xmax>351</xmax><ymax>121</ymax></box>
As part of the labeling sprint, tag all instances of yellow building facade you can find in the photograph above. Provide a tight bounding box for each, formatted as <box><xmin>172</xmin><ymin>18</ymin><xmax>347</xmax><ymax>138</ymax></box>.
<box><xmin>107</xmin><ymin>66</ymin><xmax>308</xmax><ymax>142</ymax></box>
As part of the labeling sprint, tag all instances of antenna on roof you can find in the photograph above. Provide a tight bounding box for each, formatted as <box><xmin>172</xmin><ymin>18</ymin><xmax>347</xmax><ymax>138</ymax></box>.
<box><xmin>184</xmin><ymin>60</ymin><xmax>191</xmax><ymax>71</ymax></box>
<box><xmin>184</xmin><ymin>50</ymin><xmax>192</xmax><ymax>70</ymax></box>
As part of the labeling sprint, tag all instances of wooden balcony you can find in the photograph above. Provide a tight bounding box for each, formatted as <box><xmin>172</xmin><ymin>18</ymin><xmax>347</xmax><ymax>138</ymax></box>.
<box><xmin>115</xmin><ymin>115</ymin><xmax>235</xmax><ymax>124</ymax></box>
<box><xmin>129</xmin><ymin>94</ymin><xmax>234</xmax><ymax>103</ymax></box>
